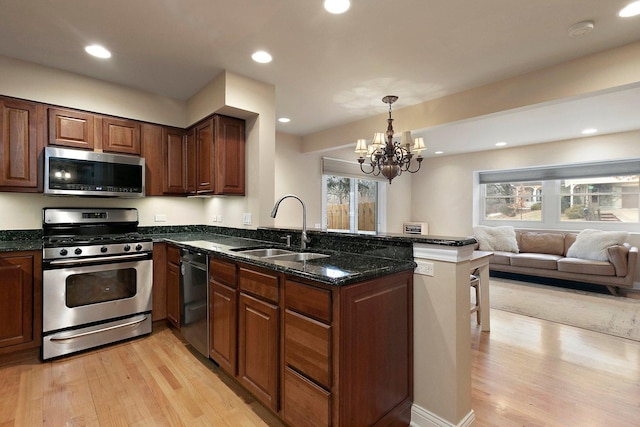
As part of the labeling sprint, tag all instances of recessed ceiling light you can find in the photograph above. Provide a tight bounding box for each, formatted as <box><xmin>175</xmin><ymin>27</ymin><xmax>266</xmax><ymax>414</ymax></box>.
<box><xmin>324</xmin><ymin>0</ymin><xmax>350</xmax><ymax>14</ymax></box>
<box><xmin>567</xmin><ymin>20</ymin><xmax>594</xmax><ymax>38</ymax></box>
<box><xmin>278</xmin><ymin>117</ymin><xmax>291</xmax><ymax>123</ymax></box>
<box><xmin>495</xmin><ymin>142</ymin><xmax>508</xmax><ymax>147</ymax></box>
<box><xmin>85</xmin><ymin>44</ymin><xmax>111</xmax><ymax>59</ymax></box>
<box><xmin>619</xmin><ymin>1</ymin><xmax>640</xmax><ymax>17</ymax></box>
<box><xmin>582</xmin><ymin>128</ymin><xmax>598</xmax><ymax>135</ymax></box>
<box><xmin>251</xmin><ymin>51</ymin><xmax>272</xmax><ymax>64</ymax></box>
<box><xmin>435</xmin><ymin>151</ymin><xmax>444</xmax><ymax>155</ymax></box>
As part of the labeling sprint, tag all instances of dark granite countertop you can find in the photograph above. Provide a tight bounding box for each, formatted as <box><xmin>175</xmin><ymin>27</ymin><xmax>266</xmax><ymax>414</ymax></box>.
<box><xmin>0</xmin><ymin>225</ymin><xmax>478</xmax><ymax>286</ymax></box>
<box><xmin>153</xmin><ymin>232</ymin><xmax>417</xmax><ymax>286</ymax></box>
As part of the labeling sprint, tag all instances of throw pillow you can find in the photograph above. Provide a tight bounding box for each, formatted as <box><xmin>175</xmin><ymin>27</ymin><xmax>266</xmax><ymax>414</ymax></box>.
<box><xmin>566</xmin><ymin>229</ymin><xmax>629</xmax><ymax>261</ymax></box>
<box><xmin>473</xmin><ymin>225</ymin><xmax>519</xmax><ymax>253</ymax></box>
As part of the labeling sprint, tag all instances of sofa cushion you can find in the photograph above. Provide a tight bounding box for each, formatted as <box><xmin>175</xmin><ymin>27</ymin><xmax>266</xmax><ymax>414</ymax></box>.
<box><xmin>473</xmin><ymin>225</ymin><xmax>519</xmax><ymax>253</ymax></box>
<box><xmin>510</xmin><ymin>253</ymin><xmax>563</xmax><ymax>270</ymax></box>
<box><xmin>566</xmin><ymin>229</ymin><xmax>629</xmax><ymax>261</ymax></box>
<box><xmin>564</xmin><ymin>234</ymin><xmax>577</xmax><ymax>255</ymax></box>
<box><xmin>519</xmin><ymin>232</ymin><xmax>565</xmax><ymax>256</ymax></box>
<box><xmin>490</xmin><ymin>251</ymin><xmax>514</xmax><ymax>265</ymax></box>
<box><xmin>557</xmin><ymin>258</ymin><xmax>615</xmax><ymax>276</ymax></box>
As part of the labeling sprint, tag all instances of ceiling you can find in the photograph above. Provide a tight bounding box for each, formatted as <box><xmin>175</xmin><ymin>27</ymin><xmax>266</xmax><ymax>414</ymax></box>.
<box><xmin>1</xmin><ymin>0</ymin><xmax>639</xmax><ymax>154</ymax></box>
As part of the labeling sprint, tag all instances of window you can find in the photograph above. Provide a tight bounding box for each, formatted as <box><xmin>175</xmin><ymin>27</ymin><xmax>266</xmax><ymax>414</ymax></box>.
<box><xmin>484</xmin><ymin>181</ymin><xmax>542</xmax><ymax>221</ymax></box>
<box><xmin>477</xmin><ymin>160</ymin><xmax>640</xmax><ymax>231</ymax></box>
<box><xmin>560</xmin><ymin>176</ymin><xmax>639</xmax><ymax>223</ymax></box>
<box><xmin>323</xmin><ymin>175</ymin><xmax>380</xmax><ymax>233</ymax></box>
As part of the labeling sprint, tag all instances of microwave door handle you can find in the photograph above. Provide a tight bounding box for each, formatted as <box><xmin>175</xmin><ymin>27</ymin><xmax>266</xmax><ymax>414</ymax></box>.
<box><xmin>48</xmin><ymin>253</ymin><xmax>149</xmax><ymax>266</ymax></box>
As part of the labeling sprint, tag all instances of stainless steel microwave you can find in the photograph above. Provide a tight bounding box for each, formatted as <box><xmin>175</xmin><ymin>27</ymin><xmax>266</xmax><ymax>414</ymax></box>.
<box><xmin>44</xmin><ymin>147</ymin><xmax>145</xmax><ymax>197</ymax></box>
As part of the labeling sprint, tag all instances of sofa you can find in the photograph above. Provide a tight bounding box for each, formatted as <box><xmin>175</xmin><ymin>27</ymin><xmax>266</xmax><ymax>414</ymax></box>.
<box><xmin>474</xmin><ymin>228</ymin><xmax>638</xmax><ymax>296</ymax></box>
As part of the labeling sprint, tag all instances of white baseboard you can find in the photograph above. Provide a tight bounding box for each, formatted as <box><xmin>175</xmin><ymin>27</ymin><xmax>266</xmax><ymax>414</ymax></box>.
<box><xmin>411</xmin><ymin>403</ymin><xmax>475</xmax><ymax>427</ymax></box>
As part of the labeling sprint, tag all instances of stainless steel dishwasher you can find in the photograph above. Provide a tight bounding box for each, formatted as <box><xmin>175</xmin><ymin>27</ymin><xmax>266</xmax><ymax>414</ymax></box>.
<box><xmin>180</xmin><ymin>248</ymin><xmax>209</xmax><ymax>357</ymax></box>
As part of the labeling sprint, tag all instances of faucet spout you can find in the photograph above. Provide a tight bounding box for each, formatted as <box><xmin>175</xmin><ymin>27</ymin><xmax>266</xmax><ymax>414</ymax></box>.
<box><xmin>271</xmin><ymin>194</ymin><xmax>310</xmax><ymax>250</ymax></box>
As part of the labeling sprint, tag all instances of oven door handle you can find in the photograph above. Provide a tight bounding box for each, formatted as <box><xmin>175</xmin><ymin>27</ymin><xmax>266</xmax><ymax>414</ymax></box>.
<box><xmin>48</xmin><ymin>253</ymin><xmax>150</xmax><ymax>266</ymax></box>
<box><xmin>49</xmin><ymin>315</ymin><xmax>149</xmax><ymax>342</ymax></box>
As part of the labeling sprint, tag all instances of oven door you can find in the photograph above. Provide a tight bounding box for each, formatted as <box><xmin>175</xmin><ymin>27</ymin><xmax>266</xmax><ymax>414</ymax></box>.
<box><xmin>42</xmin><ymin>253</ymin><xmax>152</xmax><ymax>333</ymax></box>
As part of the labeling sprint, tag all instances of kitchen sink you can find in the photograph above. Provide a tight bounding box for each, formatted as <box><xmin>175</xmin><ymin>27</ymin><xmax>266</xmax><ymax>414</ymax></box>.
<box><xmin>266</xmin><ymin>252</ymin><xmax>330</xmax><ymax>262</ymax></box>
<box><xmin>232</xmin><ymin>247</ymin><xmax>295</xmax><ymax>257</ymax></box>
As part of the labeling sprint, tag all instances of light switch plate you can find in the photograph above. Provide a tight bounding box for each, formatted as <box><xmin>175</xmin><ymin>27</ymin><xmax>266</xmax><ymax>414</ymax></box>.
<box><xmin>242</xmin><ymin>213</ymin><xmax>252</xmax><ymax>225</ymax></box>
<box><xmin>154</xmin><ymin>214</ymin><xmax>167</xmax><ymax>222</ymax></box>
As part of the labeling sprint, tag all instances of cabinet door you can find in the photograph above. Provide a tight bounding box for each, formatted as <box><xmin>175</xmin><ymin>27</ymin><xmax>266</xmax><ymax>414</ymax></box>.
<box><xmin>152</xmin><ymin>243</ymin><xmax>167</xmax><ymax>320</ymax></box>
<box><xmin>141</xmin><ymin>123</ymin><xmax>163</xmax><ymax>196</ymax></box>
<box><xmin>102</xmin><ymin>117</ymin><xmax>141</xmax><ymax>155</ymax></box>
<box><xmin>238</xmin><ymin>292</ymin><xmax>279</xmax><ymax>411</ymax></box>
<box><xmin>210</xmin><ymin>281</ymin><xmax>237</xmax><ymax>375</ymax></box>
<box><xmin>163</xmin><ymin>127</ymin><xmax>187</xmax><ymax>194</ymax></box>
<box><xmin>185</xmin><ymin>128</ymin><xmax>196</xmax><ymax>194</ymax></box>
<box><xmin>166</xmin><ymin>246</ymin><xmax>181</xmax><ymax>329</ymax></box>
<box><xmin>48</xmin><ymin>107</ymin><xmax>95</xmax><ymax>149</ymax></box>
<box><xmin>214</xmin><ymin>115</ymin><xmax>245</xmax><ymax>195</ymax></box>
<box><xmin>0</xmin><ymin>98</ymin><xmax>42</xmax><ymax>189</ymax></box>
<box><xmin>195</xmin><ymin>119</ymin><xmax>213</xmax><ymax>193</ymax></box>
<box><xmin>0</xmin><ymin>254</ymin><xmax>34</xmax><ymax>349</ymax></box>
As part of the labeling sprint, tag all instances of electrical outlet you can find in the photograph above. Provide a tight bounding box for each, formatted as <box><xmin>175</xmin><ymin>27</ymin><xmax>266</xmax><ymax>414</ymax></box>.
<box><xmin>154</xmin><ymin>214</ymin><xmax>167</xmax><ymax>222</ymax></box>
<box><xmin>217</xmin><ymin>215</ymin><xmax>223</xmax><ymax>223</ymax></box>
<box><xmin>415</xmin><ymin>261</ymin><xmax>434</xmax><ymax>276</ymax></box>
<box><xmin>242</xmin><ymin>213</ymin><xmax>252</xmax><ymax>225</ymax></box>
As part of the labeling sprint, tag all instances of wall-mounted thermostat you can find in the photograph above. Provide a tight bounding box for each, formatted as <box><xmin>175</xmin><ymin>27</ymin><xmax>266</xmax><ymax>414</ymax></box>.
<box><xmin>403</xmin><ymin>222</ymin><xmax>429</xmax><ymax>235</ymax></box>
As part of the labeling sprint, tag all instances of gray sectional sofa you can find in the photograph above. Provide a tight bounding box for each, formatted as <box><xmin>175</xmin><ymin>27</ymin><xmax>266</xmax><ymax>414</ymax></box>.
<box><xmin>486</xmin><ymin>230</ymin><xmax>638</xmax><ymax>296</ymax></box>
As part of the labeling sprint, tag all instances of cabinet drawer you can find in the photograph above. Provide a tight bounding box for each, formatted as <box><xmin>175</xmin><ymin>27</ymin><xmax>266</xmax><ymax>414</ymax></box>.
<box><xmin>167</xmin><ymin>245</ymin><xmax>180</xmax><ymax>265</ymax></box>
<box><xmin>284</xmin><ymin>309</ymin><xmax>331</xmax><ymax>388</ymax></box>
<box><xmin>210</xmin><ymin>258</ymin><xmax>236</xmax><ymax>288</ymax></box>
<box><xmin>238</xmin><ymin>266</ymin><xmax>279</xmax><ymax>303</ymax></box>
<box><xmin>285</xmin><ymin>280</ymin><xmax>331</xmax><ymax>323</ymax></box>
<box><xmin>283</xmin><ymin>367</ymin><xmax>331</xmax><ymax>427</ymax></box>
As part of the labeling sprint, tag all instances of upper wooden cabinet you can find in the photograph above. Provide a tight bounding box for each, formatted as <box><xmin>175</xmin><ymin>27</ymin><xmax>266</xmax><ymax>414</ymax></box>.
<box><xmin>102</xmin><ymin>117</ymin><xmax>141</xmax><ymax>155</ymax></box>
<box><xmin>48</xmin><ymin>107</ymin><xmax>95</xmax><ymax>150</ymax></box>
<box><xmin>141</xmin><ymin>124</ymin><xmax>186</xmax><ymax>196</ymax></box>
<box><xmin>163</xmin><ymin>127</ymin><xmax>187</xmax><ymax>194</ymax></box>
<box><xmin>185</xmin><ymin>114</ymin><xmax>246</xmax><ymax>196</ymax></box>
<box><xmin>0</xmin><ymin>97</ymin><xmax>44</xmax><ymax>191</ymax></box>
<box><xmin>214</xmin><ymin>115</ymin><xmax>245</xmax><ymax>195</ymax></box>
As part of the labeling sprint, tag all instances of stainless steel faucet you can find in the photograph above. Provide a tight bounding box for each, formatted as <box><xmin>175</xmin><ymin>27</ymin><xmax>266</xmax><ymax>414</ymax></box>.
<box><xmin>271</xmin><ymin>194</ymin><xmax>310</xmax><ymax>250</ymax></box>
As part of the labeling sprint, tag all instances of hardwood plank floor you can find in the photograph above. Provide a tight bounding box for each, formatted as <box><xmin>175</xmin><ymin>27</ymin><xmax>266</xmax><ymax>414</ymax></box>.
<box><xmin>0</xmin><ymin>324</ymin><xmax>284</xmax><ymax>427</ymax></box>
<box><xmin>471</xmin><ymin>309</ymin><xmax>640</xmax><ymax>427</ymax></box>
<box><xmin>2</xmin><ymin>312</ymin><xmax>639</xmax><ymax>426</ymax></box>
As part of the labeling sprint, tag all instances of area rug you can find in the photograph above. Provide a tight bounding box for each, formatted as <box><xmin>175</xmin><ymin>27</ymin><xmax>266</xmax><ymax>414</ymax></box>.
<box><xmin>489</xmin><ymin>278</ymin><xmax>640</xmax><ymax>342</ymax></box>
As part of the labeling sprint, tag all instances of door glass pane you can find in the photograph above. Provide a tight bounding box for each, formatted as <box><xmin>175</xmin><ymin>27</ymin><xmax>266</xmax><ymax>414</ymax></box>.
<box><xmin>326</xmin><ymin>176</ymin><xmax>351</xmax><ymax>231</ymax></box>
<box><xmin>66</xmin><ymin>269</ymin><xmax>137</xmax><ymax>307</ymax></box>
<box><xmin>357</xmin><ymin>179</ymin><xmax>377</xmax><ymax>232</ymax></box>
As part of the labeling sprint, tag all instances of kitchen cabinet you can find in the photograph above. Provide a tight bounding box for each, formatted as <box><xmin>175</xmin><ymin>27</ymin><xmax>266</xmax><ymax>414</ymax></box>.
<box><xmin>209</xmin><ymin>257</ymin><xmax>237</xmax><ymax>375</ymax></box>
<box><xmin>152</xmin><ymin>242</ymin><xmax>167</xmax><ymax>320</ymax></box>
<box><xmin>0</xmin><ymin>251</ymin><xmax>42</xmax><ymax>354</ymax></box>
<box><xmin>0</xmin><ymin>97</ymin><xmax>44</xmax><ymax>191</ymax></box>
<box><xmin>166</xmin><ymin>245</ymin><xmax>181</xmax><ymax>329</ymax></box>
<box><xmin>141</xmin><ymin>124</ymin><xmax>186</xmax><ymax>196</ymax></box>
<box><xmin>238</xmin><ymin>264</ymin><xmax>280</xmax><ymax>412</ymax></box>
<box><xmin>48</xmin><ymin>107</ymin><xmax>96</xmax><ymax>150</ymax></box>
<box><xmin>102</xmin><ymin>116</ymin><xmax>141</xmax><ymax>155</ymax></box>
<box><xmin>283</xmin><ymin>272</ymin><xmax>413</xmax><ymax>427</ymax></box>
<box><xmin>214</xmin><ymin>115</ymin><xmax>245</xmax><ymax>195</ymax></box>
<box><xmin>163</xmin><ymin>127</ymin><xmax>187</xmax><ymax>194</ymax></box>
<box><xmin>185</xmin><ymin>114</ymin><xmax>245</xmax><ymax>196</ymax></box>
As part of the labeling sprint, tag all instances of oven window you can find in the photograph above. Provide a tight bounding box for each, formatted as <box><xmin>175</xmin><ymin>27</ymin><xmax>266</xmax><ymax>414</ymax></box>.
<box><xmin>66</xmin><ymin>269</ymin><xmax>137</xmax><ymax>308</ymax></box>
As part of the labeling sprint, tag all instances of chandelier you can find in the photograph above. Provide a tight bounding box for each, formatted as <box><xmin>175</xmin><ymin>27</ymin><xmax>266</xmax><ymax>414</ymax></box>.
<box><xmin>355</xmin><ymin>95</ymin><xmax>425</xmax><ymax>184</ymax></box>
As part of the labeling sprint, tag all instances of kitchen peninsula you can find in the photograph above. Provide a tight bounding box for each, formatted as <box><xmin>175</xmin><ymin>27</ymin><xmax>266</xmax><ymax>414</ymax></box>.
<box><xmin>0</xmin><ymin>225</ymin><xmax>477</xmax><ymax>427</ymax></box>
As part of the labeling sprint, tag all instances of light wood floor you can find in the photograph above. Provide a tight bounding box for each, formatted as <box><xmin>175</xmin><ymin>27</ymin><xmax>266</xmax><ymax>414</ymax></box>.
<box><xmin>2</xmin><ymin>312</ymin><xmax>639</xmax><ymax>426</ymax></box>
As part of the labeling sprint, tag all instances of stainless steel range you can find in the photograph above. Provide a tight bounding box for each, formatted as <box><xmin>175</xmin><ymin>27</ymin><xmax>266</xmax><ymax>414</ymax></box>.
<box><xmin>41</xmin><ymin>207</ymin><xmax>153</xmax><ymax>360</ymax></box>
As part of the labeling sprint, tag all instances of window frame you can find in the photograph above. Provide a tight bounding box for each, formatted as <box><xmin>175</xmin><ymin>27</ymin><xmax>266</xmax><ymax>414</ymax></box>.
<box><xmin>475</xmin><ymin>161</ymin><xmax>640</xmax><ymax>233</ymax></box>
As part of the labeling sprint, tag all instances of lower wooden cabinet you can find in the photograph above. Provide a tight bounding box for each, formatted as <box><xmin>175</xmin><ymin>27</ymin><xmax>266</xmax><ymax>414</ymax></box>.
<box><xmin>166</xmin><ymin>245</ymin><xmax>181</xmax><ymax>329</ymax></box>
<box><xmin>209</xmin><ymin>257</ymin><xmax>238</xmax><ymax>375</ymax></box>
<box><xmin>0</xmin><ymin>251</ymin><xmax>41</xmax><ymax>354</ymax></box>
<box><xmin>283</xmin><ymin>367</ymin><xmax>331</xmax><ymax>427</ymax></box>
<box><xmin>238</xmin><ymin>292</ymin><xmax>279</xmax><ymax>412</ymax></box>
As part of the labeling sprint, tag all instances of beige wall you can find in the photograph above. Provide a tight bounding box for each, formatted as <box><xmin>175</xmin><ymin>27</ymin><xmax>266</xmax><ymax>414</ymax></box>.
<box><xmin>273</xmin><ymin>133</ymin><xmax>413</xmax><ymax>233</ymax></box>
